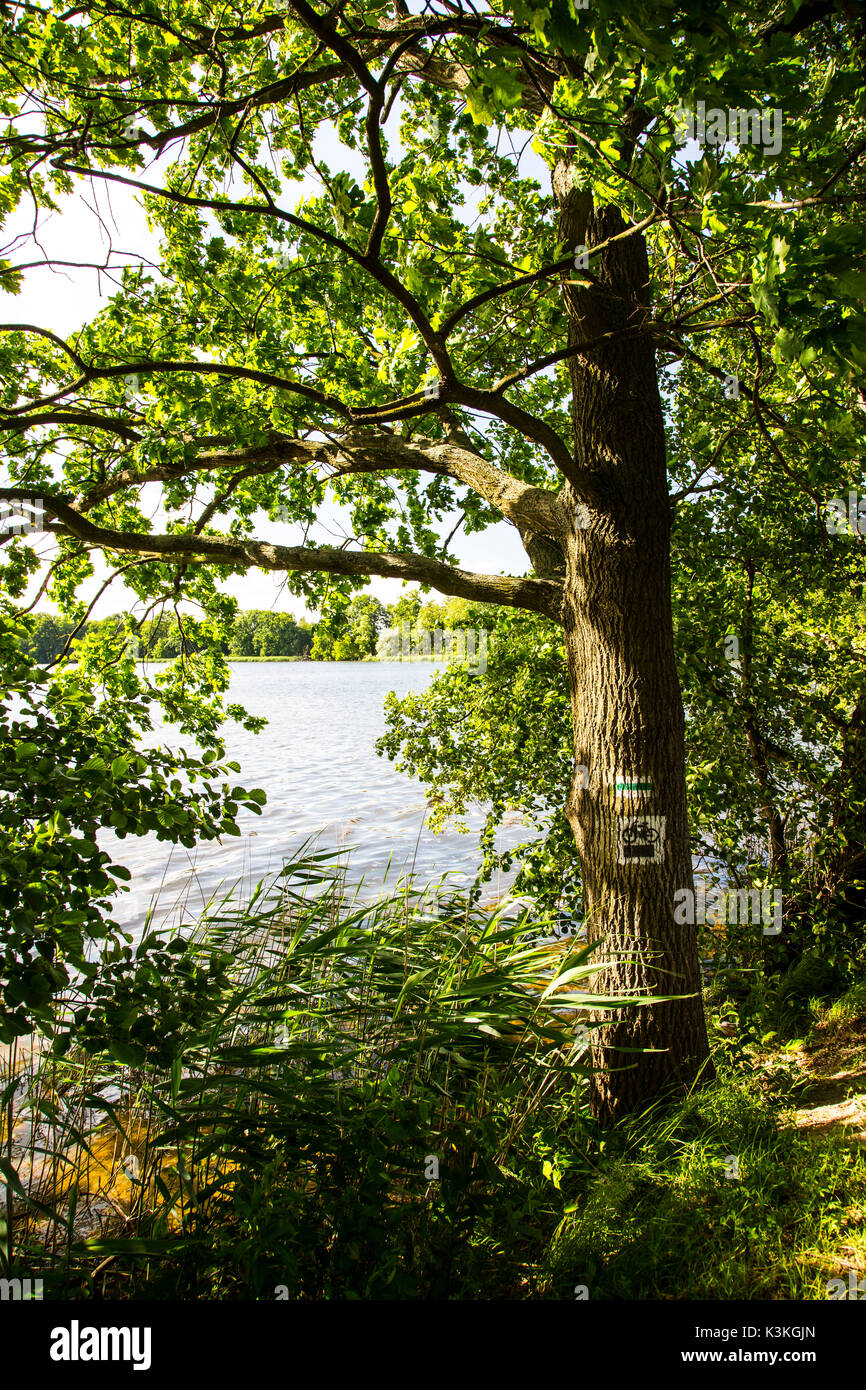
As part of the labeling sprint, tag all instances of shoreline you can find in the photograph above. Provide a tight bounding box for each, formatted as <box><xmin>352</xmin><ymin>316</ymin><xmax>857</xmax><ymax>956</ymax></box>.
<box><xmin>131</xmin><ymin>656</ymin><xmax>444</xmax><ymax>664</ymax></box>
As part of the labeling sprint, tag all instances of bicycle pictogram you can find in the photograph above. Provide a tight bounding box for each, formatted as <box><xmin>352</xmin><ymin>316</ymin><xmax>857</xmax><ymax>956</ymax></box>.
<box><xmin>617</xmin><ymin>816</ymin><xmax>665</xmax><ymax>864</ymax></box>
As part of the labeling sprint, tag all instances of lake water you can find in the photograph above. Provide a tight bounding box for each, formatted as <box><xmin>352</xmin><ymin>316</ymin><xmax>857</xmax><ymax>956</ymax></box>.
<box><xmin>100</xmin><ymin>662</ymin><xmax>528</xmax><ymax>937</ymax></box>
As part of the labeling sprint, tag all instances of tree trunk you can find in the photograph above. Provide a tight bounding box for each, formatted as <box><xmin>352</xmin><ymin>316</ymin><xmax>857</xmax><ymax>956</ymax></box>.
<box><xmin>555</xmin><ymin>173</ymin><xmax>713</xmax><ymax>1122</ymax></box>
<box><xmin>744</xmin><ymin>718</ymin><xmax>788</xmax><ymax>874</ymax></box>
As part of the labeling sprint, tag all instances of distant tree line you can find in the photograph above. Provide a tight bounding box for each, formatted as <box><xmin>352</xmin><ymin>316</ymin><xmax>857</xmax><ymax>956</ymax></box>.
<box><xmin>311</xmin><ymin>593</ymin><xmax>487</xmax><ymax>660</ymax></box>
<box><xmin>22</xmin><ymin>594</ymin><xmax>487</xmax><ymax>665</ymax></box>
<box><xmin>22</xmin><ymin>610</ymin><xmax>314</xmax><ymax>663</ymax></box>
<box><xmin>218</xmin><ymin>610</ymin><xmax>313</xmax><ymax>659</ymax></box>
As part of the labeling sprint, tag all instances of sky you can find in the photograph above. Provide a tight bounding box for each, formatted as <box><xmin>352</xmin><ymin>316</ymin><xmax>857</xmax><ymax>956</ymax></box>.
<box><xmin>1</xmin><ymin>106</ymin><xmax>541</xmax><ymax>619</ymax></box>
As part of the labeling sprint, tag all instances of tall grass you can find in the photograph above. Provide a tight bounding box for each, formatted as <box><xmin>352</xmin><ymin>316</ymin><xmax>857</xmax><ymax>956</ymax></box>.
<box><xmin>5</xmin><ymin>852</ymin><xmax>863</xmax><ymax>1300</ymax></box>
<box><xmin>2</xmin><ymin>849</ymin><xmax>644</xmax><ymax>1300</ymax></box>
<box><xmin>540</xmin><ymin>1062</ymin><xmax>866</xmax><ymax>1300</ymax></box>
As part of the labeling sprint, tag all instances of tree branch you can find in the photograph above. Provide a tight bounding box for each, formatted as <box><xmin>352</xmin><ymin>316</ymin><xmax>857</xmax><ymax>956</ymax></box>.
<box><xmin>51</xmin><ymin>428</ymin><xmax>566</xmax><ymax>543</ymax></box>
<box><xmin>7</xmin><ymin>492</ymin><xmax>564</xmax><ymax>619</ymax></box>
<box><xmin>313</xmin><ymin>431</ymin><xmax>568</xmax><ymax>539</ymax></box>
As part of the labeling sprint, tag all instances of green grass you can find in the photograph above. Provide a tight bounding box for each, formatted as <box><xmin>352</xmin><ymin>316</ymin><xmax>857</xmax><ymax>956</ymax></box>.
<box><xmin>540</xmin><ymin>1061</ymin><xmax>866</xmax><ymax>1301</ymax></box>
<box><xmin>825</xmin><ymin>979</ymin><xmax>866</xmax><ymax>1031</ymax></box>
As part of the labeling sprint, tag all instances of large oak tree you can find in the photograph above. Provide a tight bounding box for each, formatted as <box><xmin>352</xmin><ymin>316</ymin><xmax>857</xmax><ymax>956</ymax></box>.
<box><xmin>1</xmin><ymin>0</ymin><xmax>864</xmax><ymax>1119</ymax></box>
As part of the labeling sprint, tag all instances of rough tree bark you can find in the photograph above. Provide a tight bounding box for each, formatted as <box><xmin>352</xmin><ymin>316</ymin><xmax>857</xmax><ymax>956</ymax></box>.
<box><xmin>553</xmin><ymin>164</ymin><xmax>714</xmax><ymax>1122</ymax></box>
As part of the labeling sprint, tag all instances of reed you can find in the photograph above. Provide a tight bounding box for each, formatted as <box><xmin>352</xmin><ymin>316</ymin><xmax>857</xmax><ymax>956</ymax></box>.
<box><xmin>1</xmin><ymin>849</ymin><xmax>636</xmax><ymax>1299</ymax></box>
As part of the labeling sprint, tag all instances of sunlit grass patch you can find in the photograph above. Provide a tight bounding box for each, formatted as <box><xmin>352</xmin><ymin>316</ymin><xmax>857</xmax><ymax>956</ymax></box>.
<box><xmin>540</xmin><ymin>1066</ymin><xmax>866</xmax><ymax>1300</ymax></box>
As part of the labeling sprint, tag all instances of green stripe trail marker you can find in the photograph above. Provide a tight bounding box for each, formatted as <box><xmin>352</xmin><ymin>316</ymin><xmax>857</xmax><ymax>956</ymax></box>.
<box><xmin>615</xmin><ymin>776</ymin><xmax>653</xmax><ymax>795</ymax></box>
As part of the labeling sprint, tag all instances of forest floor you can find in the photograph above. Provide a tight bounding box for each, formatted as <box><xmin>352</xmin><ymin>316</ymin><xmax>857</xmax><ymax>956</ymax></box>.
<box><xmin>539</xmin><ymin>983</ymin><xmax>866</xmax><ymax>1300</ymax></box>
<box><xmin>789</xmin><ymin>1011</ymin><xmax>866</xmax><ymax>1146</ymax></box>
